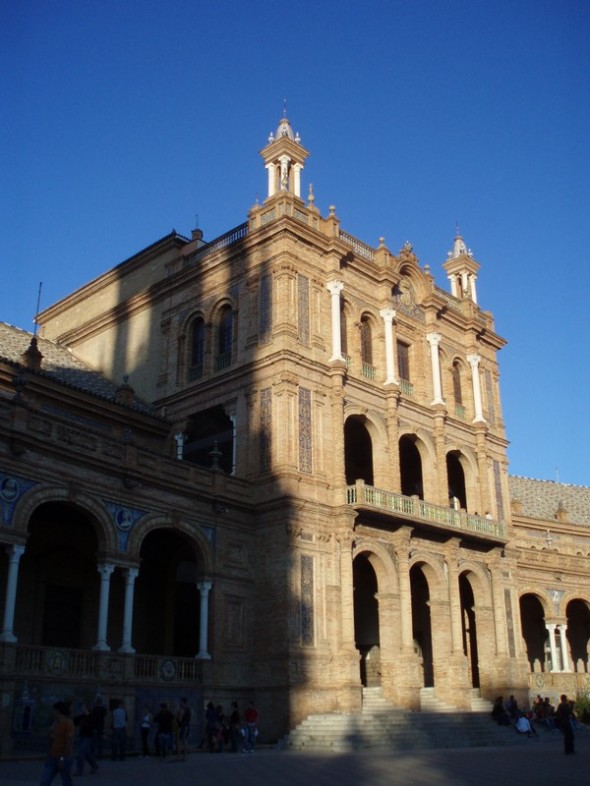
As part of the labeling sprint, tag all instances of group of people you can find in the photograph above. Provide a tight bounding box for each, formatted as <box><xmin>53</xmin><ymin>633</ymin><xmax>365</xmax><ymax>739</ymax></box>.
<box><xmin>140</xmin><ymin>697</ymin><xmax>192</xmax><ymax>759</ymax></box>
<box><xmin>204</xmin><ymin>700</ymin><xmax>259</xmax><ymax>753</ymax></box>
<box><xmin>491</xmin><ymin>693</ymin><xmax>579</xmax><ymax>753</ymax></box>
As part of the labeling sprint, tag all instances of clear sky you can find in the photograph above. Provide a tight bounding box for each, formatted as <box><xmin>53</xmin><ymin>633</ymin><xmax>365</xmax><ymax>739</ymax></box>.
<box><xmin>2</xmin><ymin>0</ymin><xmax>589</xmax><ymax>486</ymax></box>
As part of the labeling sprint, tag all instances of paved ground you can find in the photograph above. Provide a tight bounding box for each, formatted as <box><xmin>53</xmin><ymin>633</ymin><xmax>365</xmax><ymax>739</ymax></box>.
<box><xmin>1</xmin><ymin>732</ymin><xmax>587</xmax><ymax>786</ymax></box>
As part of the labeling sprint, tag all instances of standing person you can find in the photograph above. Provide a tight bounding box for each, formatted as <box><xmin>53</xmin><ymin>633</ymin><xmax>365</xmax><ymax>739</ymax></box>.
<box><xmin>176</xmin><ymin>698</ymin><xmax>191</xmax><ymax>760</ymax></box>
<box><xmin>73</xmin><ymin>702</ymin><xmax>98</xmax><ymax>775</ymax></box>
<box><xmin>242</xmin><ymin>701</ymin><xmax>259</xmax><ymax>753</ymax></box>
<box><xmin>89</xmin><ymin>698</ymin><xmax>106</xmax><ymax>760</ymax></box>
<box><xmin>555</xmin><ymin>694</ymin><xmax>575</xmax><ymax>754</ymax></box>
<box><xmin>153</xmin><ymin>702</ymin><xmax>175</xmax><ymax>759</ymax></box>
<box><xmin>40</xmin><ymin>701</ymin><xmax>75</xmax><ymax>786</ymax></box>
<box><xmin>140</xmin><ymin>705</ymin><xmax>153</xmax><ymax>757</ymax></box>
<box><xmin>205</xmin><ymin>702</ymin><xmax>218</xmax><ymax>753</ymax></box>
<box><xmin>229</xmin><ymin>702</ymin><xmax>241</xmax><ymax>753</ymax></box>
<box><xmin>110</xmin><ymin>700</ymin><xmax>127</xmax><ymax>761</ymax></box>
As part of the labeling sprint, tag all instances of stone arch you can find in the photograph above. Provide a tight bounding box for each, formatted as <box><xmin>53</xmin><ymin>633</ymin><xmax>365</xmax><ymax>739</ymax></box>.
<box><xmin>343</xmin><ymin>409</ymin><xmax>389</xmax><ymax>488</ymax></box>
<box><xmin>126</xmin><ymin>513</ymin><xmax>214</xmax><ymax>576</ymax></box>
<box><xmin>457</xmin><ymin>561</ymin><xmax>492</xmax><ymax>607</ymax></box>
<box><xmin>398</xmin><ymin>428</ymin><xmax>438</xmax><ymax>502</ymax></box>
<box><xmin>519</xmin><ymin>590</ymin><xmax>552</xmax><ymax>672</ymax></box>
<box><xmin>13</xmin><ymin>484</ymin><xmax>115</xmax><ymax>553</ymax></box>
<box><xmin>352</xmin><ymin>539</ymin><xmax>398</xmax><ymax>594</ymax></box>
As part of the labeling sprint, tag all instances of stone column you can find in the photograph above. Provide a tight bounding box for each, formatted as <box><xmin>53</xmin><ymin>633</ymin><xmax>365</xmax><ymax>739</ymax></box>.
<box><xmin>196</xmin><ymin>581</ymin><xmax>213</xmax><ymax>659</ymax></box>
<box><xmin>0</xmin><ymin>544</ymin><xmax>25</xmax><ymax>643</ymax></box>
<box><xmin>394</xmin><ymin>535</ymin><xmax>414</xmax><ymax>654</ymax></box>
<box><xmin>327</xmin><ymin>281</ymin><xmax>344</xmax><ymax>361</ymax></box>
<box><xmin>293</xmin><ymin>163</ymin><xmax>303</xmax><ymax>197</ymax></box>
<box><xmin>467</xmin><ymin>354</ymin><xmax>486</xmax><ymax>423</ymax></box>
<box><xmin>546</xmin><ymin>622</ymin><xmax>560</xmax><ymax>671</ymax></box>
<box><xmin>118</xmin><ymin>568</ymin><xmax>138</xmax><ymax>654</ymax></box>
<box><xmin>446</xmin><ymin>543</ymin><xmax>464</xmax><ymax>654</ymax></box>
<box><xmin>266</xmin><ymin>162</ymin><xmax>276</xmax><ymax>197</ymax></box>
<box><xmin>469</xmin><ymin>274</ymin><xmax>478</xmax><ymax>304</ymax></box>
<box><xmin>93</xmin><ymin>563</ymin><xmax>115</xmax><ymax>651</ymax></box>
<box><xmin>426</xmin><ymin>333</ymin><xmax>444</xmax><ymax>406</ymax></box>
<box><xmin>558</xmin><ymin>623</ymin><xmax>571</xmax><ymax>672</ymax></box>
<box><xmin>380</xmin><ymin>308</ymin><xmax>398</xmax><ymax>385</ymax></box>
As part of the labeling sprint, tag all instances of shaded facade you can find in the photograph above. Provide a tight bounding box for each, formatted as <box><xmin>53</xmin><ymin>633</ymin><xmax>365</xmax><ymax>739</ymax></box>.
<box><xmin>1</xmin><ymin>115</ymin><xmax>589</xmax><ymax>755</ymax></box>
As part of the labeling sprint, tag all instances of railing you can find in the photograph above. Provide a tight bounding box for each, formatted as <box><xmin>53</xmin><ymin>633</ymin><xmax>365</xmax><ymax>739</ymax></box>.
<box><xmin>9</xmin><ymin>644</ymin><xmax>204</xmax><ymax>684</ymax></box>
<box><xmin>185</xmin><ymin>222</ymin><xmax>249</xmax><ymax>267</ymax></box>
<box><xmin>400</xmin><ymin>379</ymin><xmax>414</xmax><ymax>396</ymax></box>
<box><xmin>455</xmin><ymin>404</ymin><xmax>466</xmax><ymax>419</ymax></box>
<box><xmin>187</xmin><ymin>363</ymin><xmax>203</xmax><ymax>382</ymax></box>
<box><xmin>339</xmin><ymin>231</ymin><xmax>375</xmax><ymax>261</ymax></box>
<box><xmin>346</xmin><ymin>482</ymin><xmax>506</xmax><ymax>540</ymax></box>
<box><xmin>215</xmin><ymin>352</ymin><xmax>232</xmax><ymax>371</ymax></box>
<box><xmin>362</xmin><ymin>362</ymin><xmax>376</xmax><ymax>380</ymax></box>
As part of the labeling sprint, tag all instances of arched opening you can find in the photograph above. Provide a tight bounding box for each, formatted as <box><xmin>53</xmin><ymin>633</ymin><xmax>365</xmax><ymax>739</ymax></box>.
<box><xmin>188</xmin><ymin>316</ymin><xmax>205</xmax><ymax>381</ymax></box>
<box><xmin>360</xmin><ymin>316</ymin><xmax>374</xmax><ymax>377</ymax></box>
<box><xmin>216</xmin><ymin>306</ymin><xmax>233</xmax><ymax>370</ymax></box>
<box><xmin>410</xmin><ymin>564</ymin><xmax>433</xmax><ymax>686</ymax></box>
<box><xmin>452</xmin><ymin>361</ymin><xmax>463</xmax><ymax>405</ymax></box>
<box><xmin>18</xmin><ymin>502</ymin><xmax>100</xmax><ymax>648</ymax></box>
<box><xmin>447</xmin><ymin>451</ymin><xmax>467</xmax><ymax>509</ymax></box>
<box><xmin>520</xmin><ymin>594</ymin><xmax>548</xmax><ymax>671</ymax></box>
<box><xmin>566</xmin><ymin>599</ymin><xmax>590</xmax><ymax>672</ymax></box>
<box><xmin>353</xmin><ymin>554</ymin><xmax>380</xmax><ymax>686</ymax></box>
<box><xmin>183</xmin><ymin>405</ymin><xmax>234</xmax><ymax>474</ymax></box>
<box><xmin>399</xmin><ymin>435</ymin><xmax>423</xmax><ymax>499</ymax></box>
<box><xmin>344</xmin><ymin>417</ymin><xmax>374</xmax><ymax>485</ymax></box>
<box><xmin>460</xmin><ymin>573</ymin><xmax>480</xmax><ymax>687</ymax></box>
<box><xmin>135</xmin><ymin>529</ymin><xmax>200</xmax><ymax>657</ymax></box>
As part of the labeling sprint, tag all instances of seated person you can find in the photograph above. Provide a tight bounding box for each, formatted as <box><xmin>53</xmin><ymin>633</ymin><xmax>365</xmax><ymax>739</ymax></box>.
<box><xmin>515</xmin><ymin>712</ymin><xmax>537</xmax><ymax>737</ymax></box>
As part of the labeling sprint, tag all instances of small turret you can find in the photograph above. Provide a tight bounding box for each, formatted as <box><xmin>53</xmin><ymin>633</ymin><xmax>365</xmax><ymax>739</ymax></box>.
<box><xmin>442</xmin><ymin>230</ymin><xmax>480</xmax><ymax>303</ymax></box>
<box><xmin>259</xmin><ymin>111</ymin><xmax>309</xmax><ymax>200</ymax></box>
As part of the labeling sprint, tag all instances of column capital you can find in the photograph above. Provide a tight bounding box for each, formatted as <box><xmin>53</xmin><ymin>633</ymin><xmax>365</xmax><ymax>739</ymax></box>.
<box><xmin>426</xmin><ymin>332</ymin><xmax>442</xmax><ymax>347</ymax></box>
<box><xmin>379</xmin><ymin>307</ymin><xmax>396</xmax><ymax>323</ymax></box>
<box><xmin>197</xmin><ymin>580</ymin><xmax>213</xmax><ymax>593</ymax></box>
<box><xmin>326</xmin><ymin>280</ymin><xmax>344</xmax><ymax>296</ymax></box>
<box><xmin>467</xmin><ymin>353</ymin><xmax>481</xmax><ymax>367</ymax></box>
<box><xmin>6</xmin><ymin>544</ymin><xmax>25</xmax><ymax>561</ymax></box>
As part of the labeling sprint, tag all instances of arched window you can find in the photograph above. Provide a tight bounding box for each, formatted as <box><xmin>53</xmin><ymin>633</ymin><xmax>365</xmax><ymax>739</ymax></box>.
<box><xmin>188</xmin><ymin>317</ymin><xmax>205</xmax><ymax>381</ymax></box>
<box><xmin>216</xmin><ymin>306</ymin><xmax>233</xmax><ymax>370</ymax></box>
<box><xmin>452</xmin><ymin>361</ymin><xmax>465</xmax><ymax>418</ymax></box>
<box><xmin>360</xmin><ymin>316</ymin><xmax>375</xmax><ymax>379</ymax></box>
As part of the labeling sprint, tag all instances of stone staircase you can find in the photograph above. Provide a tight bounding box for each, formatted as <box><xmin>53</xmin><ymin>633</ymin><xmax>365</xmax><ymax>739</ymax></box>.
<box><xmin>280</xmin><ymin>687</ymin><xmax>531</xmax><ymax>752</ymax></box>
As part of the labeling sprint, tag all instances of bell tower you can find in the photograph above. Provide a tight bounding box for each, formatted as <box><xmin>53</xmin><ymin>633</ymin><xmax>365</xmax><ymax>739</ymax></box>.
<box><xmin>260</xmin><ymin>112</ymin><xmax>309</xmax><ymax>200</ymax></box>
<box><xmin>442</xmin><ymin>232</ymin><xmax>481</xmax><ymax>304</ymax></box>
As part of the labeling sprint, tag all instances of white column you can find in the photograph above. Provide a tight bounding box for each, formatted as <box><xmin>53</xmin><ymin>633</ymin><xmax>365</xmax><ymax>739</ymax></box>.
<box><xmin>558</xmin><ymin>623</ymin><xmax>571</xmax><ymax>672</ymax></box>
<box><xmin>0</xmin><ymin>544</ymin><xmax>25</xmax><ymax>643</ymax></box>
<box><xmin>426</xmin><ymin>332</ymin><xmax>444</xmax><ymax>405</ymax></box>
<box><xmin>293</xmin><ymin>163</ymin><xmax>303</xmax><ymax>197</ymax></box>
<box><xmin>547</xmin><ymin>622</ymin><xmax>559</xmax><ymax>672</ymax></box>
<box><xmin>93</xmin><ymin>563</ymin><xmax>115</xmax><ymax>652</ymax></box>
<box><xmin>196</xmin><ymin>580</ymin><xmax>213</xmax><ymax>660</ymax></box>
<box><xmin>448</xmin><ymin>274</ymin><xmax>460</xmax><ymax>299</ymax></box>
<box><xmin>326</xmin><ymin>281</ymin><xmax>344</xmax><ymax>361</ymax></box>
<box><xmin>469</xmin><ymin>274</ymin><xmax>478</xmax><ymax>304</ymax></box>
<box><xmin>461</xmin><ymin>271</ymin><xmax>468</xmax><ymax>295</ymax></box>
<box><xmin>118</xmin><ymin>568</ymin><xmax>138</xmax><ymax>654</ymax></box>
<box><xmin>174</xmin><ymin>432</ymin><xmax>185</xmax><ymax>460</ymax></box>
<box><xmin>266</xmin><ymin>163</ymin><xmax>276</xmax><ymax>197</ymax></box>
<box><xmin>467</xmin><ymin>353</ymin><xmax>486</xmax><ymax>423</ymax></box>
<box><xmin>380</xmin><ymin>308</ymin><xmax>398</xmax><ymax>385</ymax></box>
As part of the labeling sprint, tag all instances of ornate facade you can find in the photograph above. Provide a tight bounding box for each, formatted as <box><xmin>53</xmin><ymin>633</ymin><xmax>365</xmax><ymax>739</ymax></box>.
<box><xmin>1</xmin><ymin>114</ymin><xmax>589</xmax><ymax>755</ymax></box>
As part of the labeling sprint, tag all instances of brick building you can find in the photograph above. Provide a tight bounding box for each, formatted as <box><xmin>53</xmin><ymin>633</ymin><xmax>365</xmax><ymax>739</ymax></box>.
<box><xmin>1</xmin><ymin>114</ymin><xmax>589</xmax><ymax>755</ymax></box>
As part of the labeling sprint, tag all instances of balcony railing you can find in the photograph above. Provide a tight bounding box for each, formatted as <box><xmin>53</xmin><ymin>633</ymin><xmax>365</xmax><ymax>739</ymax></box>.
<box><xmin>346</xmin><ymin>482</ymin><xmax>505</xmax><ymax>540</ymax></box>
<box><xmin>8</xmin><ymin>644</ymin><xmax>204</xmax><ymax>684</ymax></box>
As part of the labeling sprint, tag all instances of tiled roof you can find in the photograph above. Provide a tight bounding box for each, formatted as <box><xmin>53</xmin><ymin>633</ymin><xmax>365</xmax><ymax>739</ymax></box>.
<box><xmin>0</xmin><ymin>322</ymin><xmax>155</xmax><ymax>416</ymax></box>
<box><xmin>508</xmin><ymin>475</ymin><xmax>590</xmax><ymax>527</ymax></box>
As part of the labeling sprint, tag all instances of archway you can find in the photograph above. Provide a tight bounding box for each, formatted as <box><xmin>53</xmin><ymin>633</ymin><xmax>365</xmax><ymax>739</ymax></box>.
<box><xmin>566</xmin><ymin>599</ymin><xmax>590</xmax><ymax>672</ymax></box>
<box><xmin>345</xmin><ymin>417</ymin><xmax>374</xmax><ymax>485</ymax></box>
<box><xmin>520</xmin><ymin>594</ymin><xmax>548</xmax><ymax>671</ymax></box>
<box><xmin>134</xmin><ymin>529</ymin><xmax>200</xmax><ymax>656</ymax></box>
<box><xmin>18</xmin><ymin>502</ymin><xmax>100</xmax><ymax>648</ymax></box>
<box><xmin>410</xmin><ymin>564</ymin><xmax>433</xmax><ymax>686</ymax></box>
<box><xmin>353</xmin><ymin>554</ymin><xmax>380</xmax><ymax>686</ymax></box>
<box><xmin>460</xmin><ymin>573</ymin><xmax>480</xmax><ymax>687</ymax></box>
<box><xmin>399</xmin><ymin>436</ymin><xmax>423</xmax><ymax>498</ymax></box>
<box><xmin>447</xmin><ymin>451</ymin><xmax>467</xmax><ymax>509</ymax></box>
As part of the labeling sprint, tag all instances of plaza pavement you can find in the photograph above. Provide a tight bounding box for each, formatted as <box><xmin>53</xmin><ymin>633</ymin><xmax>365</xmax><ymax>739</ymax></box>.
<box><xmin>0</xmin><ymin>731</ymin><xmax>587</xmax><ymax>786</ymax></box>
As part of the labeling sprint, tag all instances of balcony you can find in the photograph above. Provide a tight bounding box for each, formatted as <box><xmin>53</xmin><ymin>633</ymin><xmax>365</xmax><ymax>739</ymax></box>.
<box><xmin>346</xmin><ymin>481</ymin><xmax>506</xmax><ymax>542</ymax></box>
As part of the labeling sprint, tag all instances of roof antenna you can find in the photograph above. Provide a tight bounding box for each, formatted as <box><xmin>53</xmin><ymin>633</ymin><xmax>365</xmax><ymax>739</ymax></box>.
<box><xmin>33</xmin><ymin>281</ymin><xmax>43</xmax><ymax>336</ymax></box>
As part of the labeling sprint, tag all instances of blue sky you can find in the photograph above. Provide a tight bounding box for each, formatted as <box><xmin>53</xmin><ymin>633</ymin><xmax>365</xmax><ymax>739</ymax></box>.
<box><xmin>2</xmin><ymin>0</ymin><xmax>589</xmax><ymax>486</ymax></box>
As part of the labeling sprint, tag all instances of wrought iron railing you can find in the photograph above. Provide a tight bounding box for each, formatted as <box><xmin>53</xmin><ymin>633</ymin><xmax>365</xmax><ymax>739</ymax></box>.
<box><xmin>346</xmin><ymin>482</ymin><xmax>505</xmax><ymax>539</ymax></box>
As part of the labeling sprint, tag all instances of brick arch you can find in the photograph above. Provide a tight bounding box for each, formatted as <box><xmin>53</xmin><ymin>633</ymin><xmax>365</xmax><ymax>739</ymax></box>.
<box><xmin>458</xmin><ymin>562</ymin><xmax>492</xmax><ymax>607</ymax></box>
<box><xmin>352</xmin><ymin>539</ymin><xmax>399</xmax><ymax>594</ymax></box>
<box><xmin>518</xmin><ymin>588</ymin><xmax>553</xmax><ymax>618</ymax></box>
<box><xmin>409</xmin><ymin>553</ymin><xmax>445</xmax><ymax>596</ymax></box>
<box><xmin>125</xmin><ymin>513</ymin><xmax>214</xmax><ymax>575</ymax></box>
<box><xmin>12</xmin><ymin>484</ymin><xmax>115</xmax><ymax>552</ymax></box>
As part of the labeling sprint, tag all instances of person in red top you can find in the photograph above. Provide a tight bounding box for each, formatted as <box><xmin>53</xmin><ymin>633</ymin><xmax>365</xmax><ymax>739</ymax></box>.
<box><xmin>40</xmin><ymin>701</ymin><xmax>75</xmax><ymax>786</ymax></box>
<box><xmin>242</xmin><ymin>701</ymin><xmax>259</xmax><ymax>753</ymax></box>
